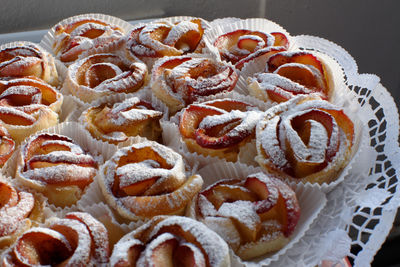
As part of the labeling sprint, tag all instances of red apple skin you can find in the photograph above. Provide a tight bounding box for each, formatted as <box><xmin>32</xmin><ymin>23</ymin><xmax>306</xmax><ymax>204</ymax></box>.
<box><xmin>267</xmin><ymin>52</ymin><xmax>324</xmax><ymax>75</ymax></box>
<box><xmin>235</xmin><ymin>46</ymin><xmax>286</xmax><ymax>70</ymax></box>
<box><xmin>245</xmin><ymin>175</ymin><xmax>300</xmax><ymax>237</ymax></box>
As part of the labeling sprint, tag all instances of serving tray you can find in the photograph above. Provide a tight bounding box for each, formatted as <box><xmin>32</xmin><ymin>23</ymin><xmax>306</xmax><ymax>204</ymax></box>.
<box><xmin>0</xmin><ymin>17</ymin><xmax>399</xmax><ymax>267</ymax></box>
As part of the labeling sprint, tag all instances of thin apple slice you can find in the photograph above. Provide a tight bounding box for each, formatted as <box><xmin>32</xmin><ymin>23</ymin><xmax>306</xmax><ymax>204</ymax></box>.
<box><xmin>142</xmin><ymin>233</ymin><xmax>178</xmax><ymax>267</ymax></box>
<box><xmin>201</xmin><ymin>181</ymin><xmax>257</xmax><ymax>210</ymax></box>
<box><xmin>13</xmin><ymin>229</ymin><xmax>72</xmax><ymax>266</ymax></box>
<box><xmin>0</xmin><ymin>106</ymin><xmax>35</xmax><ymax>126</ymax></box>
<box><xmin>120</xmin><ymin>177</ymin><xmax>158</xmax><ymax>196</ymax></box>
<box><xmin>275</xmin><ymin>63</ymin><xmax>326</xmax><ymax>92</ymax></box>
<box><xmin>267</xmin><ymin>51</ymin><xmax>324</xmax><ymax>75</ymax></box>
<box><xmin>174</xmin><ymin>242</ymin><xmax>206</xmax><ymax>267</ymax></box>
<box><xmin>235</xmin><ymin>46</ymin><xmax>285</xmax><ymax>70</ymax></box>
<box><xmin>179</xmin><ymin>104</ymin><xmax>223</xmax><ymax>138</ymax></box>
<box><xmin>271</xmin><ymin>32</ymin><xmax>289</xmax><ymax>48</ymax></box>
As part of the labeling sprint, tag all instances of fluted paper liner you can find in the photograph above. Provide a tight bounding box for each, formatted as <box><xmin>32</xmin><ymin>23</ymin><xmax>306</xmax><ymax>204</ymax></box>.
<box><xmin>40</xmin><ymin>13</ymin><xmax>132</xmax><ymax>64</ymax></box>
<box><xmin>186</xmin><ymin>161</ymin><xmax>327</xmax><ymax>267</ymax></box>
<box><xmin>77</xmin><ymin>202</ymin><xmax>142</xmax><ymax>249</ymax></box>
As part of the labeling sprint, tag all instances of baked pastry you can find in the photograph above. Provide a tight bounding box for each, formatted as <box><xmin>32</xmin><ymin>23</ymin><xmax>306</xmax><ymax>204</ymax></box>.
<box><xmin>0</xmin><ymin>106</ymin><xmax>58</xmax><ymax>144</ymax></box>
<box><xmin>110</xmin><ymin>215</ymin><xmax>230</xmax><ymax>267</ymax></box>
<box><xmin>0</xmin><ymin>77</ymin><xmax>63</xmax><ymax>114</ymax></box>
<box><xmin>179</xmin><ymin>98</ymin><xmax>262</xmax><ymax>162</ymax></box>
<box><xmin>192</xmin><ymin>172</ymin><xmax>300</xmax><ymax>260</ymax></box>
<box><xmin>151</xmin><ymin>55</ymin><xmax>238</xmax><ymax>114</ymax></box>
<box><xmin>79</xmin><ymin>96</ymin><xmax>163</xmax><ymax>144</ymax></box>
<box><xmin>124</xmin><ymin>18</ymin><xmax>207</xmax><ymax>65</ymax></box>
<box><xmin>53</xmin><ymin>17</ymin><xmax>125</xmax><ymax>64</ymax></box>
<box><xmin>15</xmin><ymin>133</ymin><xmax>98</xmax><ymax>207</ymax></box>
<box><xmin>213</xmin><ymin>29</ymin><xmax>289</xmax><ymax>69</ymax></box>
<box><xmin>65</xmin><ymin>53</ymin><xmax>148</xmax><ymax>103</ymax></box>
<box><xmin>0</xmin><ymin>77</ymin><xmax>62</xmax><ymax>143</ymax></box>
<box><xmin>247</xmin><ymin>51</ymin><xmax>333</xmax><ymax>103</ymax></box>
<box><xmin>0</xmin><ymin>124</ymin><xmax>15</xmax><ymax>167</ymax></box>
<box><xmin>256</xmin><ymin>95</ymin><xmax>355</xmax><ymax>184</ymax></box>
<box><xmin>0</xmin><ymin>42</ymin><xmax>59</xmax><ymax>87</ymax></box>
<box><xmin>1</xmin><ymin>212</ymin><xmax>109</xmax><ymax>266</ymax></box>
<box><xmin>0</xmin><ymin>178</ymin><xmax>45</xmax><ymax>250</ymax></box>
<box><xmin>99</xmin><ymin>141</ymin><xmax>203</xmax><ymax>221</ymax></box>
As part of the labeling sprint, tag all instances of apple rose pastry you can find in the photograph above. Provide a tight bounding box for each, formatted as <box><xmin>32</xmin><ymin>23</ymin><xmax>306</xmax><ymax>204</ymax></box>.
<box><xmin>65</xmin><ymin>53</ymin><xmax>148</xmax><ymax>103</ymax></box>
<box><xmin>15</xmin><ymin>133</ymin><xmax>98</xmax><ymax>207</ymax></box>
<box><xmin>179</xmin><ymin>98</ymin><xmax>263</xmax><ymax>162</ymax></box>
<box><xmin>110</xmin><ymin>215</ymin><xmax>230</xmax><ymax>267</ymax></box>
<box><xmin>1</xmin><ymin>212</ymin><xmax>110</xmax><ymax>266</ymax></box>
<box><xmin>0</xmin><ymin>77</ymin><xmax>63</xmax><ymax>114</ymax></box>
<box><xmin>193</xmin><ymin>172</ymin><xmax>300</xmax><ymax>260</ymax></box>
<box><xmin>256</xmin><ymin>95</ymin><xmax>355</xmax><ymax>184</ymax></box>
<box><xmin>0</xmin><ymin>42</ymin><xmax>59</xmax><ymax>87</ymax></box>
<box><xmin>53</xmin><ymin>17</ymin><xmax>125</xmax><ymax>64</ymax></box>
<box><xmin>0</xmin><ymin>125</ymin><xmax>15</xmax><ymax>167</ymax></box>
<box><xmin>248</xmin><ymin>51</ymin><xmax>334</xmax><ymax>103</ymax></box>
<box><xmin>79</xmin><ymin>96</ymin><xmax>163</xmax><ymax>144</ymax></box>
<box><xmin>125</xmin><ymin>18</ymin><xmax>207</xmax><ymax>64</ymax></box>
<box><xmin>151</xmin><ymin>55</ymin><xmax>238</xmax><ymax>114</ymax></box>
<box><xmin>99</xmin><ymin>141</ymin><xmax>203</xmax><ymax>221</ymax></box>
<box><xmin>213</xmin><ymin>29</ymin><xmax>289</xmax><ymax>69</ymax></box>
<box><xmin>0</xmin><ymin>107</ymin><xmax>58</xmax><ymax>144</ymax></box>
<box><xmin>0</xmin><ymin>179</ymin><xmax>45</xmax><ymax>250</ymax></box>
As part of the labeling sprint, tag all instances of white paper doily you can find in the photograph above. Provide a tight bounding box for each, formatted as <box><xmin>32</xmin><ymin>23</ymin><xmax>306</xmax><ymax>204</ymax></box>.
<box><xmin>261</xmin><ymin>35</ymin><xmax>400</xmax><ymax>267</ymax></box>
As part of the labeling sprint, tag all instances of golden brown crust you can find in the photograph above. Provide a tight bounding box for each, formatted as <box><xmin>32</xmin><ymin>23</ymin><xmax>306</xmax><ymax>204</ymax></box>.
<box><xmin>65</xmin><ymin>53</ymin><xmax>148</xmax><ymax>103</ymax></box>
<box><xmin>1</xmin><ymin>212</ymin><xmax>109</xmax><ymax>266</ymax></box>
<box><xmin>15</xmin><ymin>133</ymin><xmax>98</xmax><ymax>207</ymax></box>
<box><xmin>99</xmin><ymin>141</ymin><xmax>203</xmax><ymax>221</ymax></box>
<box><xmin>0</xmin><ymin>42</ymin><xmax>59</xmax><ymax>87</ymax></box>
<box><xmin>80</xmin><ymin>97</ymin><xmax>163</xmax><ymax>144</ymax></box>
<box><xmin>110</xmin><ymin>216</ymin><xmax>230</xmax><ymax>267</ymax></box>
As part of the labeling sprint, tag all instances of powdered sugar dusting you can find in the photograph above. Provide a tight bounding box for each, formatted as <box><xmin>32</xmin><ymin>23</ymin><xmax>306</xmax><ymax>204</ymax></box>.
<box><xmin>24</xmin><ymin>165</ymin><xmax>96</xmax><ymax>185</ymax></box>
<box><xmin>0</xmin><ymin>189</ymin><xmax>34</xmax><ymax>237</ymax></box>
<box><xmin>149</xmin><ymin>216</ymin><xmax>229</xmax><ymax>266</ymax></box>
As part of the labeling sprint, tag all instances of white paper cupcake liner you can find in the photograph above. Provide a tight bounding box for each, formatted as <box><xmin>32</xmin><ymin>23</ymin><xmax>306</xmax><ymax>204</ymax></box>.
<box><xmin>77</xmin><ymin>202</ymin><xmax>142</xmax><ymax>249</ymax></box>
<box><xmin>40</xmin><ymin>13</ymin><xmax>133</xmax><ymax>60</ymax></box>
<box><xmin>186</xmin><ymin>161</ymin><xmax>326</xmax><ymax>267</ymax></box>
<box><xmin>58</xmin><ymin>95</ymin><xmax>80</xmax><ymax>122</ymax></box>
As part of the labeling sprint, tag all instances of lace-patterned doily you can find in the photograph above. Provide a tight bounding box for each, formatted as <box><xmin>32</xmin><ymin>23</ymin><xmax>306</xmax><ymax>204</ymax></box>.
<box><xmin>263</xmin><ymin>35</ymin><xmax>400</xmax><ymax>267</ymax></box>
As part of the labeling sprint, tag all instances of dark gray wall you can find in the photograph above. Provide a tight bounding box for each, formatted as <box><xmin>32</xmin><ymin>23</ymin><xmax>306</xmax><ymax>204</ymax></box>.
<box><xmin>0</xmin><ymin>0</ymin><xmax>399</xmax><ymax>109</ymax></box>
